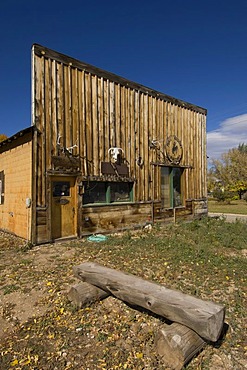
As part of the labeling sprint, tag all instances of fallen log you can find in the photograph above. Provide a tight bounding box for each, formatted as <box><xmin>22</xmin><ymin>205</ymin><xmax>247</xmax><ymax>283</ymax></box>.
<box><xmin>155</xmin><ymin>323</ymin><xmax>206</xmax><ymax>370</ymax></box>
<box><xmin>73</xmin><ymin>262</ymin><xmax>225</xmax><ymax>341</ymax></box>
<box><xmin>68</xmin><ymin>281</ymin><xmax>110</xmax><ymax>308</ymax></box>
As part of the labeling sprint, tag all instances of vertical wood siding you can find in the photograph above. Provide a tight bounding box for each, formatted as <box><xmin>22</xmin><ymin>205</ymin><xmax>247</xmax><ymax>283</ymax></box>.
<box><xmin>32</xmin><ymin>45</ymin><xmax>207</xmax><ymax>208</ymax></box>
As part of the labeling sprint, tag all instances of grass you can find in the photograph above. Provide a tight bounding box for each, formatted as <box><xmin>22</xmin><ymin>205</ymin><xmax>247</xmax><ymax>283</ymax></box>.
<box><xmin>0</xmin><ymin>218</ymin><xmax>246</xmax><ymax>369</ymax></box>
<box><xmin>2</xmin><ymin>284</ymin><xmax>20</xmax><ymax>295</ymax></box>
<box><xmin>208</xmin><ymin>199</ymin><xmax>247</xmax><ymax>214</ymax></box>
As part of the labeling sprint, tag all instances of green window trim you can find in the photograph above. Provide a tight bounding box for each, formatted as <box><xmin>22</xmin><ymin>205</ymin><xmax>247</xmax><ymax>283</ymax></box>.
<box><xmin>161</xmin><ymin>167</ymin><xmax>183</xmax><ymax>208</ymax></box>
<box><xmin>106</xmin><ymin>183</ymin><xmax>111</xmax><ymax>203</ymax></box>
<box><xmin>83</xmin><ymin>181</ymin><xmax>134</xmax><ymax>205</ymax></box>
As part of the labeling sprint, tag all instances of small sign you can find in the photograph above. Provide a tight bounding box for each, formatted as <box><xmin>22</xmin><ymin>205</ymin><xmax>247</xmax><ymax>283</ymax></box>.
<box><xmin>166</xmin><ymin>136</ymin><xmax>183</xmax><ymax>164</ymax></box>
<box><xmin>55</xmin><ymin>198</ymin><xmax>69</xmax><ymax>205</ymax></box>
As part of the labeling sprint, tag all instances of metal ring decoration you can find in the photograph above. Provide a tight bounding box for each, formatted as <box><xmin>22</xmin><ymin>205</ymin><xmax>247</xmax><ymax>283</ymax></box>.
<box><xmin>165</xmin><ymin>135</ymin><xmax>183</xmax><ymax>164</ymax></box>
<box><xmin>136</xmin><ymin>156</ymin><xmax>144</xmax><ymax>167</ymax></box>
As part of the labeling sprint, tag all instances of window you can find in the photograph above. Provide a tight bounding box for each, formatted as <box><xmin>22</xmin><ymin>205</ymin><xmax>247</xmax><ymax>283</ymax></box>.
<box><xmin>83</xmin><ymin>181</ymin><xmax>133</xmax><ymax>205</ymax></box>
<box><xmin>83</xmin><ymin>182</ymin><xmax>106</xmax><ymax>204</ymax></box>
<box><xmin>0</xmin><ymin>171</ymin><xmax>4</xmax><ymax>205</ymax></box>
<box><xmin>161</xmin><ymin>167</ymin><xmax>183</xmax><ymax>208</ymax></box>
<box><xmin>110</xmin><ymin>182</ymin><xmax>132</xmax><ymax>202</ymax></box>
<box><xmin>52</xmin><ymin>181</ymin><xmax>70</xmax><ymax>197</ymax></box>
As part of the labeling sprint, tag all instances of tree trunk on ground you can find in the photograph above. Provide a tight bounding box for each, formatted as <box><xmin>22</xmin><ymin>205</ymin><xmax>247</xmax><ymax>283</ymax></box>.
<box><xmin>73</xmin><ymin>262</ymin><xmax>225</xmax><ymax>342</ymax></box>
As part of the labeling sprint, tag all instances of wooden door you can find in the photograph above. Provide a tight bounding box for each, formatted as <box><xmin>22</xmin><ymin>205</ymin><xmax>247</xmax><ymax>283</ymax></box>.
<box><xmin>51</xmin><ymin>176</ymin><xmax>77</xmax><ymax>239</ymax></box>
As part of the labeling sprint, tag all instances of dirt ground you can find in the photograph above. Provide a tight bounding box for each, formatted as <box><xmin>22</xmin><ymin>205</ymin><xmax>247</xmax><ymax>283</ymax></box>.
<box><xmin>0</xmin><ymin>233</ymin><xmax>77</xmax><ymax>339</ymax></box>
<box><xmin>0</xmin><ymin>228</ymin><xmax>247</xmax><ymax>369</ymax></box>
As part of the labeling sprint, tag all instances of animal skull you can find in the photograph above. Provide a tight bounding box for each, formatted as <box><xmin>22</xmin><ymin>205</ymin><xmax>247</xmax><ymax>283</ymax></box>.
<box><xmin>108</xmin><ymin>147</ymin><xmax>124</xmax><ymax>162</ymax></box>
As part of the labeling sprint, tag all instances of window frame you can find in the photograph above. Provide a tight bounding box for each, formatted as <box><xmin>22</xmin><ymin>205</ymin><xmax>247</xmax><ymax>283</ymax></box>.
<box><xmin>52</xmin><ymin>181</ymin><xmax>71</xmax><ymax>197</ymax></box>
<box><xmin>82</xmin><ymin>181</ymin><xmax>134</xmax><ymax>206</ymax></box>
<box><xmin>161</xmin><ymin>167</ymin><xmax>183</xmax><ymax>208</ymax></box>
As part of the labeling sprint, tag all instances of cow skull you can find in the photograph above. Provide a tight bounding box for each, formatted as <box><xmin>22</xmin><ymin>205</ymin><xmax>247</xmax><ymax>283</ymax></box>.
<box><xmin>108</xmin><ymin>147</ymin><xmax>124</xmax><ymax>163</ymax></box>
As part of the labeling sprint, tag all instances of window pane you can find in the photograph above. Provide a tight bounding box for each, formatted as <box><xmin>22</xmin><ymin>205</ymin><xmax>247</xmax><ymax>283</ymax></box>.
<box><xmin>173</xmin><ymin>168</ymin><xmax>182</xmax><ymax>206</ymax></box>
<box><xmin>161</xmin><ymin>167</ymin><xmax>170</xmax><ymax>208</ymax></box>
<box><xmin>83</xmin><ymin>182</ymin><xmax>106</xmax><ymax>204</ymax></box>
<box><xmin>53</xmin><ymin>181</ymin><xmax>70</xmax><ymax>197</ymax></box>
<box><xmin>161</xmin><ymin>167</ymin><xmax>183</xmax><ymax>208</ymax></box>
<box><xmin>110</xmin><ymin>182</ymin><xmax>132</xmax><ymax>202</ymax></box>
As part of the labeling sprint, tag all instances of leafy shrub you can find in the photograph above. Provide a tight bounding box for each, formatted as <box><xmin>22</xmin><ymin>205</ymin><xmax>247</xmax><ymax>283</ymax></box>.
<box><xmin>212</xmin><ymin>188</ymin><xmax>232</xmax><ymax>203</ymax></box>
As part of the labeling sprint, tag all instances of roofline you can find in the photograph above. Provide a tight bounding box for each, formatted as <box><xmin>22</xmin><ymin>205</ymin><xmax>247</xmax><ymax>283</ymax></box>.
<box><xmin>32</xmin><ymin>44</ymin><xmax>207</xmax><ymax>115</ymax></box>
<box><xmin>0</xmin><ymin>126</ymin><xmax>37</xmax><ymax>148</ymax></box>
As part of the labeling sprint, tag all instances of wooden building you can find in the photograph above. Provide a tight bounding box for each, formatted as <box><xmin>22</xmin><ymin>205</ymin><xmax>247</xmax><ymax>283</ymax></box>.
<box><xmin>0</xmin><ymin>44</ymin><xmax>207</xmax><ymax>244</ymax></box>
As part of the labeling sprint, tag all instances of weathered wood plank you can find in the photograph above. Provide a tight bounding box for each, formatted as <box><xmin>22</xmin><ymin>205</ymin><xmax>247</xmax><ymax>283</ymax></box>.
<box><xmin>64</xmin><ymin>65</ymin><xmax>71</xmax><ymax>150</ymax></box>
<box><xmin>56</xmin><ymin>62</ymin><xmax>64</xmax><ymax>153</ymax></box>
<box><xmin>105</xmin><ymin>79</ymin><xmax>110</xmax><ymax>155</ymax></box>
<box><xmin>109</xmin><ymin>81</ymin><xmax>115</xmax><ymax>147</ymax></box>
<box><xmin>92</xmin><ymin>75</ymin><xmax>99</xmax><ymax>174</ymax></box>
<box><xmin>71</xmin><ymin>67</ymin><xmax>79</xmax><ymax>157</ymax></box>
<box><xmin>98</xmin><ymin>77</ymin><xmax>105</xmax><ymax>163</ymax></box>
<box><xmin>143</xmin><ymin>94</ymin><xmax>149</xmax><ymax>200</ymax></box>
<box><xmin>85</xmin><ymin>72</ymin><xmax>93</xmax><ymax>171</ymax></box>
<box><xmin>81</xmin><ymin>70</ymin><xmax>87</xmax><ymax>175</ymax></box>
<box><xmin>137</xmin><ymin>92</ymin><xmax>144</xmax><ymax>201</ymax></box>
<box><xmin>73</xmin><ymin>262</ymin><xmax>225</xmax><ymax>341</ymax></box>
<box><xmin>155</xmin><ymin>323</ymin><xmax>206</xmax><ymax>370</ymax></box>
<box><xmin>129</xmin><ymin>89</ymin><xmax>135</xmax><ymax>177</ymax></box>
<box><xmin>119</xmin><ymin>85</ymin><xmax>125</xmax><ymax>158</ymax></box>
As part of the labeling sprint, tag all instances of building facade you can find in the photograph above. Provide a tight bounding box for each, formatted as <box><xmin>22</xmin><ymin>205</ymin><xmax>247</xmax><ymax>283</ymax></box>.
<box><xmin>0</xmin><ymin>44</ymin><xmax>207</xmax><ymax>244</ymax></box>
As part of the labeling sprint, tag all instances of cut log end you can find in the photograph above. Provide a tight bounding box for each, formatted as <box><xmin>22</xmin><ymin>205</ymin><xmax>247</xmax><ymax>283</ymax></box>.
<box><xmin>68</xmin><ymin>281</ymin><xmax>109</xmax><ymax>308</ymax></box>
<box><xmin>155</xmin><ymin>323</ymin><xmax>206</xmax><ymax>370</ymax></box>
<box><xmin>207</xmin><ymin>306</ymin><xmax>225</xmax><ymax>342</ymax></box>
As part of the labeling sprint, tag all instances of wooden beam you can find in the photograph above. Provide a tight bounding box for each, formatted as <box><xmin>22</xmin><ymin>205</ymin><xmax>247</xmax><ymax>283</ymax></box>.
<box><xmin>73</xmin><ymin>262</ymin><xmax>225</xmax><ymax>342</ymax></box>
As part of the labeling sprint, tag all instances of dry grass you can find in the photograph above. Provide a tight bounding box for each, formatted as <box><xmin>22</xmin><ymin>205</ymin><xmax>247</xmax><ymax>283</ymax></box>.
<box><xmin>0</xmin><ymin>217</ymin><xmax>247</xmax><ymax>369</ymax></box>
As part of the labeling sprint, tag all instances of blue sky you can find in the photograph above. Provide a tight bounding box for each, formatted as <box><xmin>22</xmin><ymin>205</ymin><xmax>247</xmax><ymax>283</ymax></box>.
<box><xmin>1</xmin><ymin>0</ymin><xmax>247</xmax><ymax>162</ymax></box>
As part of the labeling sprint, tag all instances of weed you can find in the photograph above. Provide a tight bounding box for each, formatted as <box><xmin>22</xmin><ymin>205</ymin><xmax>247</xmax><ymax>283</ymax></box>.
<box><xmin>2</xmin><ymin>284</ymin><xmax>20</xmax><ymax>295</ymax></box>
<box><xmin>20</xmin><ymin>241</ymin><xmax>34</xmax><ymax>252</ymax></box>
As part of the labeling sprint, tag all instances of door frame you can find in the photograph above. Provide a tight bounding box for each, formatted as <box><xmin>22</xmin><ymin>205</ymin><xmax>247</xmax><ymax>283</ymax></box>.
<box><xmin>49</xmin><ymin>174</ymin><xmax>78</xmax><ymax>240</ymax></box>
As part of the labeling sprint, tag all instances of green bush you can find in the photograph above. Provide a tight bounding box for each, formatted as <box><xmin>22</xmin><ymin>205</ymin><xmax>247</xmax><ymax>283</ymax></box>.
<box><xmin>212</xmin><ymin>188</ymin><xmax>232</xmax><ymax>203</ymax></box>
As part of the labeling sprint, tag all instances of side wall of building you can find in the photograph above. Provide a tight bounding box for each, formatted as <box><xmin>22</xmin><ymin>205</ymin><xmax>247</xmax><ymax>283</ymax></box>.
<box><xmin>0</xmin><ymin>139</ymin><xmax>32</xmax><ymax>239</ymax></box>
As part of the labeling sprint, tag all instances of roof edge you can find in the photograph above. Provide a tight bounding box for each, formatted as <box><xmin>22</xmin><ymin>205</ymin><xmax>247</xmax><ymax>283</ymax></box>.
<box><xmin>32</xmin><ymin>43</ymin><xmax>207</xmax><ymax>115</ymax></box>
<box><xmin>0</xmin><ymin>126</ymin><xmax>38</xmax><ymax>148</ymax></box>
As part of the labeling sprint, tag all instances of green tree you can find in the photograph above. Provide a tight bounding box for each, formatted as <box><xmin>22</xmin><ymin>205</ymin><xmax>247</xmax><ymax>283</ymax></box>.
<box><xmin>0</xmin><ymin>134</ymin><xmax>7</xmax><ymax>143</ymax></box>
<box><xmin>210</xmin><ymin>144</ymin><xmax>247</xmax><ymax>199</ymax></box>
<box><xmin>238</xmin><ymin>143</ymin><xmax>247</xmax><ymax>153</ymax></box>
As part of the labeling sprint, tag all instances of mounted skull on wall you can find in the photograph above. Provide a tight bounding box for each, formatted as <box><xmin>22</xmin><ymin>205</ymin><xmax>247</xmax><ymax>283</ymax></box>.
<box><xmin>108</xmin><ymin>147</ymin><xmax>124</xmax><ymax>164</ymax></box>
